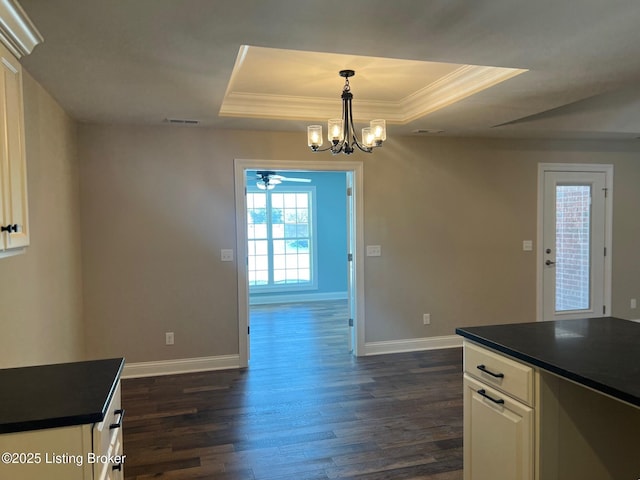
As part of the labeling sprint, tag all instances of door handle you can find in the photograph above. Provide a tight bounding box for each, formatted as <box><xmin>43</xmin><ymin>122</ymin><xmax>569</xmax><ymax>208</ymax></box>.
<box><xmin>545</xmin><ymin>260</ymin><xmax>556</xmax><ymax>266</ymax></box>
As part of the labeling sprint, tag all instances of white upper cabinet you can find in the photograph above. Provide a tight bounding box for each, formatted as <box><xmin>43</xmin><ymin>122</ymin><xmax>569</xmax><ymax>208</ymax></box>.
<box><xmin>0</xmin><ymin>0</ymin><xmax>42</xmax><ymax>257</ymax></box>
<box><xmin>0</xmin><ymin>41</ymin><xmax>29</xmax><ymax>253</ymax></box>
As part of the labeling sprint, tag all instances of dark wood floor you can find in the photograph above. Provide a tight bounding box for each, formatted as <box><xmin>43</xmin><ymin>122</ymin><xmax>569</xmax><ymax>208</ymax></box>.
<box><xmin>122</xmin><ymin>300</ymin><xmax>463</xmax><ymax>479</ymax></box>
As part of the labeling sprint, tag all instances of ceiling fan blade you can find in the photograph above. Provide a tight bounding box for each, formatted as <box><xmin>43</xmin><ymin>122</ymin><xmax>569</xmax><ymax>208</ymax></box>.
<box><xmin>254</xmin><ymin>171</ymin><xmax>311</xmax><ymax>184</ymax></box>
<box><xmin>278</xmin><ymin>176</ymin><xmax>311</xmax><ymax>183</ymax></box>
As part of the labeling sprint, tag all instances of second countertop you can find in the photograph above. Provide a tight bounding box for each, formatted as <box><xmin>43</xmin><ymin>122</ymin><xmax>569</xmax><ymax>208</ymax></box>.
<box><xmin>0</xmin><ymin>357</ymin><xmax>125</xmax><ymax>434</ymax></box>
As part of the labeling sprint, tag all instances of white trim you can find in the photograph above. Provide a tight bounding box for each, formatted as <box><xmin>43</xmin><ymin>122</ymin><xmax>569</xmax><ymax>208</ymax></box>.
<box><xmin>536</xmin><ymin>163</ymin><xmax>613</xmax><ymax>322</ymax></box>
<box><xmin>234</xmin><ymin>159</ymin><xmax>365</xmax><ymax>366</ymax></box>
<box><xmin>400</xmin><ymin>65</ymin><xmax>526</xmax><ymax>123</ymax></box>
<box><xmin>122</xmin><ymin>355</ymin><xmax>240</xmax><ymax>379</ymax></box>
<box><xmin>0</xmin><ymin>0</ymin><xmax>43</xmax><ymax>58</ymax></box>
<box><xmin>220</xmin><ymin>91</ymin><xmax>402</xmax><ymax>123</ymax></box>
<box><xmin>0</xmin><ymin>246</ymin><xmax>25</xmax><ymax>258</ymax></box>
<box><xmin>249</xmin><ymin>291</ymin><xmax>347</xmax><ymax>305</ymax></box>
<box><xmin>121</xmin><ymin>335</ymin><xmax>465</xmax><ymax>378</ymax></box>
<box><xmin>219</xmin><ymin>61</ymin><xmax>526</xmax><ymax>125</ymax></box>
<box><xmin>363</xmin><ymin>335</ymin><xmax>463</xmax><ymax>356</ymax></box>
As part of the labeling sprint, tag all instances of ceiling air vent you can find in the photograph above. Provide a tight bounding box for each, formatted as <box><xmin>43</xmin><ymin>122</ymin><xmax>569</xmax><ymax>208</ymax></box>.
<box><xmin>412</xmin><ymin>129</ymin><xmax>444</xmax><ymax>134</ymax></box>
<box><xmin>164</xmin><ymin>118</ymin><xmax>200</xmax><ymax>125</ymax></box>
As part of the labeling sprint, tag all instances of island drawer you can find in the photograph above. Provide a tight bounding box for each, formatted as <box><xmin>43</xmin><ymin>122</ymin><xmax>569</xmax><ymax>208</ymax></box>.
<box><xmin>463</xmin><ymin>341</ymin><xmax>534</xmax><ymax>405</ymax></box>
<box><xmin>93</xmin><ymin>381</ymin><xmax>124</xmax><ymax>478</ymax></box>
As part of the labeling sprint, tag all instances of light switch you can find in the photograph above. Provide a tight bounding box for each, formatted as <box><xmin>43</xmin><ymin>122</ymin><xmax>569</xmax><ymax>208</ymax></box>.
<box><xmin>522</xmin><ymin>240</ymin><xmax>533</xmax><ymax>251</ymax></box>
<box><xmin>221</xmin><ymin>249</ymin><xmax>234</xmax><ymax>261</ymax></box>
<box><xmin>366</xmin><ymin>245</ymin><xmax>381</xmax><ymax>257</ymax></box>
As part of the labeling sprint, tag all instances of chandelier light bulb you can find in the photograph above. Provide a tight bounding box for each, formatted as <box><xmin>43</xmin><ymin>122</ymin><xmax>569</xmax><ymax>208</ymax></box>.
<box><xmin>362</xmin><ymin>127</ymin><xmax>374</xmax><ymax>148</ymax></box>
<box><xmin>328</xmin><ymin>119</ymin><xmax>344</xmax><ymax>143</ymax></box>
<box><xmin>370</xmin><ymin>119</ymin><xmax>386</xmax><ymax>145</ymax></box>
<box><xmin>307</xmin><ymin>125</ymin><xmax>323</xmax><ymax>149</ymax></box>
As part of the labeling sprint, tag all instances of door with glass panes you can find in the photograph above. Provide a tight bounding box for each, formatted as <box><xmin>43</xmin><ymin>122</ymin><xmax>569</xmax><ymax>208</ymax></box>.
<box><xmin>541</xmin><ymin>169</ymin><xmax>608</xmax><ymax>321</ymax></box>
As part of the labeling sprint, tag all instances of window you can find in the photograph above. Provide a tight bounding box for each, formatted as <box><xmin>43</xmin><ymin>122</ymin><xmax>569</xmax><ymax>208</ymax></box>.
<box><xmin>555</xmin><ymin>185</ymin><xmax>591</xmax><ymax>311</ymax></box>
<box><xmin>247</xmin><ymin>186</ymin><xmax>316</xmax><ymax>291</ymax></box>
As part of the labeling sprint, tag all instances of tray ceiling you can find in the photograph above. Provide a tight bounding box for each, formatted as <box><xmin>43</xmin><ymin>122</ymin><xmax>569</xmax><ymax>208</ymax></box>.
<box><xmin>219</xmin><ymin>45</ymin><xmax>527</xmax><ymax>124</ymax></box>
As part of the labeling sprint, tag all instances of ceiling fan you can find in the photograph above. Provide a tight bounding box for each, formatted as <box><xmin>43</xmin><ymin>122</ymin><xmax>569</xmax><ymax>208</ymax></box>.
<box><xmin>255</xmin><ymin>170</ymin><xmax>311</xmax><ymax>190</ymax></box>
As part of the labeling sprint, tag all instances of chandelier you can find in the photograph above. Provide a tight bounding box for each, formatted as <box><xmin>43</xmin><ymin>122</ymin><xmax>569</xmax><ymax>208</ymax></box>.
<box><xmin>307</xmin><ymin>70</ymin><xmax>386</xmax><ymax>155</ymax></box>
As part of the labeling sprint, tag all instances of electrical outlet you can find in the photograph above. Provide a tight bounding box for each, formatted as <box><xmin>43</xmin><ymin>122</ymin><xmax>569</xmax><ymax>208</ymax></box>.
<box><xmin>221</xmin><ymin>249</ymin><xmax>234</xmax><ymax>262</ymax></box>
<box><xmin>423</xmin><ymin>313</ymin><xmax>431</xmax><ymax>325</ymax></box>
<box><xmin>165</xmin><ymin>332</ymin><xmax>175</xmax><ymax>345</ymax></box>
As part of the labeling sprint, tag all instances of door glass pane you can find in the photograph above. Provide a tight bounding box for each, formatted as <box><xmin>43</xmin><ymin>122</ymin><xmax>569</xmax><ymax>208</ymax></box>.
<box><xmin>555</xmin><ymin>185</ymin><xmax>591</xmax><ymax>311</ymax></box>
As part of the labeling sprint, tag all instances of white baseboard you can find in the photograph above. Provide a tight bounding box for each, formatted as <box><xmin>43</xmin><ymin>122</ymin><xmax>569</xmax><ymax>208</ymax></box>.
<box><xmin>249</xmin><ymin>291</ymin><xmax>347</xmax><ymax>305</ymax></box>
<box><xmin>364</xmin><ymin>335</ymin><xmax>462</xmax><ymax>356</ymax></box>
<box><xmin>122</xmin><ymin>336</ymin><xmax>462</xmax><ymax>378</ymax></box>
<box><xmin>122</xmin><ymin>354</ymin><xmax>241</xmax><ymax>378</ymax></box>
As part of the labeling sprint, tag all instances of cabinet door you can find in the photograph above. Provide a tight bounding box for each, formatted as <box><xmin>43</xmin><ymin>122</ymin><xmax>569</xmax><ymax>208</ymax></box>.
<box><xmin>0</xmin><ymin>43</ymin><xmax>29</xmax><ymax>251</ymax></box>
<box><xmin>464</xmin><ymin>374</ymin><xmax>533</xmax><ymax>480</ymax></box>
<box><xmin>0</xmin><ymin>424</ymin><xmax>93</xmax><ymax>479</ymax></box>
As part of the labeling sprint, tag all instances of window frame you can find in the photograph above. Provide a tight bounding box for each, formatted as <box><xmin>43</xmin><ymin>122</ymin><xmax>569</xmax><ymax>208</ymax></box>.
<box><xmin>246</xmin><ymin>185</ymin><xmax>318</xmax><ymax>293</ymax></box>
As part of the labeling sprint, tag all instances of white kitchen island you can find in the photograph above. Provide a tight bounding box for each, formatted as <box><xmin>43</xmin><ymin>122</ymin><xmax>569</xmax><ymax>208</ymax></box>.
<box><xmin>457</xmin><ymin>317</ymin><xmax>639</xmax><ymax>480</ymax></box>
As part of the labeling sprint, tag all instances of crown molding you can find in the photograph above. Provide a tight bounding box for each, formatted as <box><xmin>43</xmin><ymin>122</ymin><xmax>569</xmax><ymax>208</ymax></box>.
<box><xmin>220</xmin><ymin>64</ymin><xmax>527</xmax><ymax>125</ymax></box>
<box><xmin>0</xmin><ymin>0</ymin><xmax>43</xmax><ymax>58</ymax></box>
<box><xmin>399</xmin><ymin>65</ymin><xmax>527</xmax><ymax>123</ymax></box>
<box><xmin>219</xmin><ymin>92</ymin><xmax>403</xmax><ymax>123</ymax></box>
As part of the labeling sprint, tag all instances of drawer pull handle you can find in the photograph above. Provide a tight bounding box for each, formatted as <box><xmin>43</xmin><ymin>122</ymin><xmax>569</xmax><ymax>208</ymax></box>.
<box><xmin>109</xmin><ymin>408</ymin><xmax>125</xmax><ymax>429</ymax></box>
<box><xmin>477</xmin><ymin>364</ymin><xmax>504</xmax><ymax>378</ymax></box>
<box><xmin>112</xmin><ymin>463</ymin><xmax>123</xmax><ymax>471</ymax></box>
<box><xmin>477</xmin><ymin>389</ymin><xmax>505</xmax><ymax>405</ymax></box>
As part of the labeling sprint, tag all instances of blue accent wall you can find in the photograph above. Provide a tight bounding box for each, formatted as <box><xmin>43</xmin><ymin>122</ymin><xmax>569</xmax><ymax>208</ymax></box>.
<box><xmin>247</xmin><ymin>170</ymin><xmax>348</xmax><ymax>302</ymax></box>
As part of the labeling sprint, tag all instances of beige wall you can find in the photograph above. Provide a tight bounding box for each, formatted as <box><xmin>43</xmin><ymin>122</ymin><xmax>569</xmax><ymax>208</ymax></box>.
<box><xmin>4</xmin><ymin>70</ymin><xmax>637</xmax><ymax>369</ymax></box>
<box><xmin>77</xmin><ymin>125</ymin><xmax>640</xmax><ymax>363</ymax></box>
<box><xmin>0</xmin><ymin>72</ymin><xmax>83</xmax><ymax>368</ymax></box>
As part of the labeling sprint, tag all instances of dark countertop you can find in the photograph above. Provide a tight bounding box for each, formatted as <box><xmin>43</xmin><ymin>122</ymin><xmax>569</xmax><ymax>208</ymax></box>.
<box><xmin>456</xmin><ymin>317</ymin><xmax>639</xmax><ymax>408</ymax></box>
<box><xmin>0</xmin><ymin>357</ymin><xmax>124</xmax><ymax>434</ymax></box>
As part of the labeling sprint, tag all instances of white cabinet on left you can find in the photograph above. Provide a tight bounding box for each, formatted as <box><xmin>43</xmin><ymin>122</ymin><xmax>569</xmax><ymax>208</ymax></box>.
<box><xmin>0</xmin><ymin>358</ymin><xmax>125</xmax><ymax>480</ymax></box>
<box><xmin>0</xmin><ymin>41</ymin><xmax>29</xmax><ymax>257</ymax></box>
<box><xmin>0</xmin><ymin>382</ymin><xmax>124</xmax><ymax>480</ymax></box>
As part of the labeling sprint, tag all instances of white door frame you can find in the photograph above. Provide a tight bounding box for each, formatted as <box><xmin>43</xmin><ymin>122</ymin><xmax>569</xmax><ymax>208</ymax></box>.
<box><xmin>536</xmin><ymin>163</ymin><xmax>613</xmax><ymax>321</ymax></box>
<box><xmin>234</xmin><ymin>158</ymin><xmax>365</xmax><ymax>367</ymax></box>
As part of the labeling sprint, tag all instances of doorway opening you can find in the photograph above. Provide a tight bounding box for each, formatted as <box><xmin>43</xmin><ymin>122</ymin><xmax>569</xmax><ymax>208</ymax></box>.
<box><xmin>234</xmin><ymin>159</ymin><xmax>364</xmax><ymax>367</ymax></box>
<box><xmin>537</xmin><ymin>163</ymin><xmax>613</xmax><ymax>321</ymax></box>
